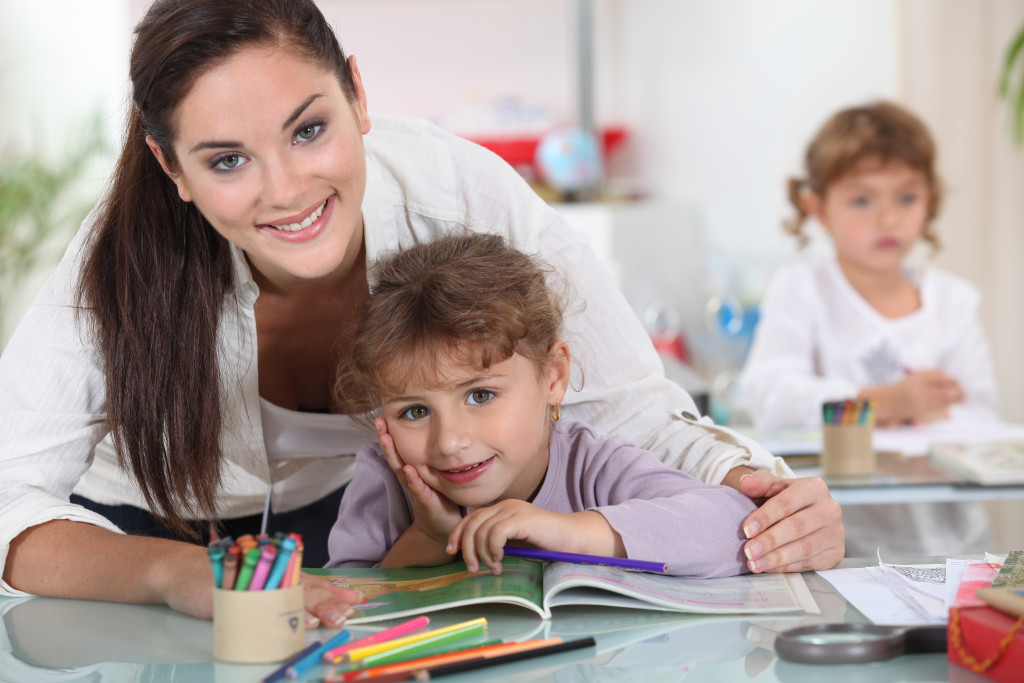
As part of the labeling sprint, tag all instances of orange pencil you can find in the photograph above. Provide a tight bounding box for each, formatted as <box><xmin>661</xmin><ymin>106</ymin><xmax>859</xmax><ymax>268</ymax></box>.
<box><xmin>338</xmin><ymin>638</ymin><xmax>563</xmax><ymax>681</ymax></box>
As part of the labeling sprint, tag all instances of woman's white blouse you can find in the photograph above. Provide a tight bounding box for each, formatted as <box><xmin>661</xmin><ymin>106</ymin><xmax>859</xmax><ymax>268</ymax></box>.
<box><xmin>0</xmin><ymin>116</ymin><xmax>786</xmax><ymax>596</ymax></box>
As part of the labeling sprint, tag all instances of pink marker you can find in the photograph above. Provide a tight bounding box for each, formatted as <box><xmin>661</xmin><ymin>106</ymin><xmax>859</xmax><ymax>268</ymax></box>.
<box><xmin>247</xmin><ymin>545</ymin><xmax>277</xmax><ymax>591</ymax></box>
<box><xmin>322</xmin><ymin>615</ymin><xmax>430</xmax><ymax>663</ymax></box>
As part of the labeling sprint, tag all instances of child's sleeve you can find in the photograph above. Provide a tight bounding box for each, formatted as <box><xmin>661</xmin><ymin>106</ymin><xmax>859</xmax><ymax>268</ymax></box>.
<box><xmin>939</xmin><ymin>279</ymin><xmax>1000</xmax><ymax>421</ymax></box>
<box><xmin>324</xmin><ymin>445</ymin><xmax>412</xmax><ymax>568</ymax></box>
<box><xmin>736</xmin><ymin>265</ymin><xmax>859</xmax><ymax>428</ymax></box>
<box><xmin>579</xmin><ymin>437</ymin><xmax>758</xmax><ymax>578</ymax></box>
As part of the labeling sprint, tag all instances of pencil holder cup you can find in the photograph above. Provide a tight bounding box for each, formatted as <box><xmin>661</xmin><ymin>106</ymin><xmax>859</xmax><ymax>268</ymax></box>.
<box><xmin>213</xmin><ymin>584</ymin><xmax>305</xmax><ymax>663</ymax></box>
<box><xmin>821</xmin><ymin>423</ymin><xmax>876</xmax><ymax>478</ymax></box>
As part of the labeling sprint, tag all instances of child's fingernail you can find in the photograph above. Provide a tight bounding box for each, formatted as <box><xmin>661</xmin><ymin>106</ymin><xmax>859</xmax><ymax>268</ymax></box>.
<box><xmin>743</xmin><ymin>521</ymin><xmax>760</xmax><ymax>538</ymax></box>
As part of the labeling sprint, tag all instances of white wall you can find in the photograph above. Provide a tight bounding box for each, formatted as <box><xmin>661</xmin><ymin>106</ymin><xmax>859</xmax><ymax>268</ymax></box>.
<box><xmin>0</xmin><ymin>0</ymin><xmax>129</xmax><ymax>341</ymax></box>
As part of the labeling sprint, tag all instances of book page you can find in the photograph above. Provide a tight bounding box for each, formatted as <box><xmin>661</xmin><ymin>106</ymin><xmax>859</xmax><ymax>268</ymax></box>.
<box><xmin>541</xmin><ymin>563</ymin><xmax>806</xmax><ymax>614</ymax></box>
<box><xmin>307</xmin><ymin>559</ymin><xmax>545</xmax><ymax>623</ymax></box>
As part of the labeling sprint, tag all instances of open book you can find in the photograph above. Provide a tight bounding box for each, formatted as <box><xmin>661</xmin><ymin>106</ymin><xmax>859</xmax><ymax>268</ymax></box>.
<box><xmin>928</xmin><ymin>441</ymin><xmax>1024</xmax><ymax>484</ymax></box>
<box><xmin>306</xmin><ymin>558</ymin><xmax>812</xmax><ymax>624</ymax></box>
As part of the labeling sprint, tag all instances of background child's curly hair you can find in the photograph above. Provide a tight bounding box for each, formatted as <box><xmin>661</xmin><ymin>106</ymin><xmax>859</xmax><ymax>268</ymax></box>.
<box><xmin>337</xmin><ymin>232</ymin><xmax>566</xmax><ymax>414</ymax></box>
<box><xmin>785</xmin><ymin>101</ymin><xmax>942</xmax><ymax>250</ymax></box>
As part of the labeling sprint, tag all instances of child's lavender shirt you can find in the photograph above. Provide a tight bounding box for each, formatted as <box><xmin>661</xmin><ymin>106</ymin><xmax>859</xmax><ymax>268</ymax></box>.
<box><xmin>325</xmin><ymin>420</ymin><xmax>756</xmax><ymax>577</ymax></box>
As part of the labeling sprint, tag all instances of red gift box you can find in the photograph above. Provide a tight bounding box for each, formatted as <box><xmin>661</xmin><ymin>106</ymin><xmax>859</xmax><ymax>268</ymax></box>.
<box><xmin>948</xmin><ymin>605</ymin><xmax>1024</xmax><ymax>683</ymax></box>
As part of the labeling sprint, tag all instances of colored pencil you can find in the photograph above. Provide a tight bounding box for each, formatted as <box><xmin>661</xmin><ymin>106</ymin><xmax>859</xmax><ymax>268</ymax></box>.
<box><xmin>416</xmin><ymin>636</ymin><xmax>596</xmax><ymax>678</ymax></box>
<box><xmin>341</xmin><ymin>618</ymin><xmax>488</xmax><ymax>662</ymax></box>
<box><xmin>285</xmin><ymin>629</ymin><xmax>351</xmax><ymax>679</ymax></box>
<box><xmin>260</xmin><ymin>640</ymin><xmax>322</xmax><ymax>683</ymax></box>
<box><xmin>501</xmin><ymin>546</ymin><xmax>667</xmax><ymax>573</ymax></box>
<box><xmin>338</xmin><ymin>638</ymin><xmax>561</xmax><ymax>681</ymax></box>
<box><xmin>324</xmin><ymin>616</ymin><xmax>431</xmax><ymax>662</ymax></box>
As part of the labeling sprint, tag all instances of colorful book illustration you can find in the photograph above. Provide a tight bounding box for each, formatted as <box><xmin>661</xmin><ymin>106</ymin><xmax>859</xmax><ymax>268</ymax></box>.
<box><xmin>306</xmin><ymin>558</ymin><xmax>810</xmax><ymax>624</ymax></box>
<box><xmin>990</xmin><ymin>550</ymin><xmax>1024</xmax><ymax>589</ymax></box>
<box><xmin>928</xmin><ymin>441</ymin><xmax>1024</xmax><ymax>484</ymax></box>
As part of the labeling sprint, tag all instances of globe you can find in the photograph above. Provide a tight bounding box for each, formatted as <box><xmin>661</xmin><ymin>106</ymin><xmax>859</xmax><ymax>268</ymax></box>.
<box><xmin>534</xmin><ymin>126</ymin><xmax>603</xmax><ymax>194</ymax></box>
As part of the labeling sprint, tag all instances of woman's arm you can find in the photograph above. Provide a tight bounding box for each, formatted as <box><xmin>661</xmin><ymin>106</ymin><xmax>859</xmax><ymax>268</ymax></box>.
<box><xmin>5</xmin><ymin>521</ymin><xmax>358</xmax><ymax>627</ymax></box>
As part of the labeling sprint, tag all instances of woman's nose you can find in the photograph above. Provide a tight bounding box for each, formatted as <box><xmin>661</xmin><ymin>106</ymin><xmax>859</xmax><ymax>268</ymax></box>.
<box><xmin>260</xmin><ymin>151</ymin><xmax>306</xmax><ymax>210</ymax></box>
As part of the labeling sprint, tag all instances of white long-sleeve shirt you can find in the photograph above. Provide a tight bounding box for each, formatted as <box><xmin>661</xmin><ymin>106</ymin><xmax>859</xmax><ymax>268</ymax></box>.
<box><xmin>0</xmin><ymin>116</ymin><xmax>789</xmax><ymax>596</ymax></box>
<box><xmin>737</xmin><ymin>258</ymin><xmax>999</xmax><ymax>429</ymax></box>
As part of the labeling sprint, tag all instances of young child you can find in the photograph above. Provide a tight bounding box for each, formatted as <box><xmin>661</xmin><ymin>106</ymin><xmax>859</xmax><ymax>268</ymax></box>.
<box><xmin>325</xmin><ymin>233</ymin><xmax>756</xmax><ymax>578</ymax></box>
<box><xmin>737</xmin><ymin>101</ymin><xmax>1000</xmax><ymax>554</ymax></box>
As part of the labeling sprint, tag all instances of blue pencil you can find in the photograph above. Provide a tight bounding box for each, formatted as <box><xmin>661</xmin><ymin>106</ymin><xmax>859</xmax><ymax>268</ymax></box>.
<box><xmin>286</xmin><ymin>629</ymin><xmax>351</xmax><ymax>679</ymax></box>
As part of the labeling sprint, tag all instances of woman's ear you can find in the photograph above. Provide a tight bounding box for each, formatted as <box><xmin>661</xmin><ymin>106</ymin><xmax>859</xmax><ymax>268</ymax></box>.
<box><xmin>546</xmin><ymin>340</ymin><xmax>571</xmax><ymax>406</ymax></box>
<box><xmin>145</xmin><ymin>136</ymin><xmax>193</xmax><ymax>203</ymax></box>
<box><xmin>347</xmin><ymin>55</ymin><xmax>371</xmax><ymax>135</ymax></box>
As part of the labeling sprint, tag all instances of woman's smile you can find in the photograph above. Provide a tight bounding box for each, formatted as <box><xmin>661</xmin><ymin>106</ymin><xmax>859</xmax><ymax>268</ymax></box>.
<box><xmin>258</xmin><ymin>194</ymin><xmax>335</xmax><ymax>243</ymax></box>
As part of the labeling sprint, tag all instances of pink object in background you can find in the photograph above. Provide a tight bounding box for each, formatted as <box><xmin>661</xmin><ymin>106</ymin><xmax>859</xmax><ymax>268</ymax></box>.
<box><xmin>953</xmin><ymin>561</ymin><xmax>1002</xmax><ymax>607</ymax></box>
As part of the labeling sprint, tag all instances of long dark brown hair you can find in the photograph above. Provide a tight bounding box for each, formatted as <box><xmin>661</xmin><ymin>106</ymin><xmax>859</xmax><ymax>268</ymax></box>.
<box><xmin>338</xmin><ymin>233</ymin><xmax>567</xmax><ymax>415</ymax></box>
<box><xmin>77</xmin><ymin>0</ymin><xmax>356</xmax><ymax>535</ymax></box>
<box><xmin>785</xmin><ymin>101</ymin><xmax>942</xmax><ymax>250</ymax></box>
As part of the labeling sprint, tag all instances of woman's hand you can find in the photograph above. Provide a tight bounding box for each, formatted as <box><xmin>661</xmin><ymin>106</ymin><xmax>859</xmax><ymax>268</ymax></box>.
<box><xmin>734</xmin><ymin>470</ymin><xmax>844</xmax><ymax>573</ymax></box>
<box><xmin>449</xmin><ymin>501</ymin><xmax>621</xmax><ymax>574</ymax></box>
<box><xmin>376</xmin><ymin>418</ymin><xmax>461</xmax><ymax>543</ymax></box>
<box><xmin>298</xmin><ymin>573</ymin><xmax>362</xmax><ymax>629</ymax></box>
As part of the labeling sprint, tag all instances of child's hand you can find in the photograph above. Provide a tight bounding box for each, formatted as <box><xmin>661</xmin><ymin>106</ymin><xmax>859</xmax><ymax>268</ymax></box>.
<box><xmin>448</xmin><ymin>502</ymin><xmax>621</xmax><ymax>574</ymax></box>
<box><xmin>863</xmin><ymin>370</ymin><xmax>963</xmax><ymax>425</ymax></box>
<box><xmin>375</xmin><ymin>418</ymin><xmax>461</xmax><ymax>543</ymax></box>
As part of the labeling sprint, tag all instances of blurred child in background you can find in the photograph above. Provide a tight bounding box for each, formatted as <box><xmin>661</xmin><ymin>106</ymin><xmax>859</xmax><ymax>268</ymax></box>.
<box><xmin>738</xmin><ymin>101</ymin><xmax>999</xmax><ymax>555</ymax></box>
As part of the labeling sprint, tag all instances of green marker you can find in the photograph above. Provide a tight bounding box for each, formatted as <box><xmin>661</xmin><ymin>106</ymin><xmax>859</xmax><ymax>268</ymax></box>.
<box><xmin>234</xmin><ymin>547</ymin><xmax>261</xmax><ymax>590</ymax></box>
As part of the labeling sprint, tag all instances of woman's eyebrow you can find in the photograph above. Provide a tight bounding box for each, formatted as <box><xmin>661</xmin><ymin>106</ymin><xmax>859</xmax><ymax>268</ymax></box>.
<box><xmin>282</xmin><ymin>94</ymin><xmax>323</xmax><ymax>131</ymax></box>
<box><xmin>187</xmin><ymin>94</ymin><xmax>324</xmax><ymax>154</ymax></box>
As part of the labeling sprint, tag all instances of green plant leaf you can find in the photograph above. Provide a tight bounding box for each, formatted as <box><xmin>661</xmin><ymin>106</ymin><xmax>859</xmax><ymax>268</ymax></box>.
<box><xmin>1000</xmin><ymin>25</ymin><xmax>1024</xmax><ymax>97</ymax></box>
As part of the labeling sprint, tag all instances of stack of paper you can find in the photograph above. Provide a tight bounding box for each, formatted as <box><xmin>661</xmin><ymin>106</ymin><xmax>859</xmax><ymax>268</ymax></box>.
<box><xmin>815</xmin><ymin>551</ymin><xmax>1011</xmax><ymax>625</ymax></box>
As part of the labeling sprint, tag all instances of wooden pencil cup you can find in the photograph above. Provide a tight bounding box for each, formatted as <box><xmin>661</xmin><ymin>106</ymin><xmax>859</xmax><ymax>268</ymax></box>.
<box><xmin>821</xmin><ymin>423</ymin><xmax>876</xmax><ymax>478</ymax></box>
<box><xmin>213</xmin><ymin>584</ymin><xmax>305</xmax><ymax>663</ymax></box>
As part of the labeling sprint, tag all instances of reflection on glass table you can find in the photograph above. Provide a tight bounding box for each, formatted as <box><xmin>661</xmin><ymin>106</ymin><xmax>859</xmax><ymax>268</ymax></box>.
<box><xmin>0</xmin><ymin>558</ymin><xmax>965</xmax><ymax>683</ymax></box>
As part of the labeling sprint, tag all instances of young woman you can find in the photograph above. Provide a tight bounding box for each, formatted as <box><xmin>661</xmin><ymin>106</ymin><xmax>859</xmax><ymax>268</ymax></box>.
<box><xmin>0</xmin><ymin>0</ymin><xmax>842</xmax><ymax>626</ymax></box>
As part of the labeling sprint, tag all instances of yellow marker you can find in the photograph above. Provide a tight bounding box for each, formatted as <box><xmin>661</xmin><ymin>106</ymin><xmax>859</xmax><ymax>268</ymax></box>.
<box><xmin>343</xmin><ymin>617</ymin><xmax>488</xmax><ymax>662</ymax></box>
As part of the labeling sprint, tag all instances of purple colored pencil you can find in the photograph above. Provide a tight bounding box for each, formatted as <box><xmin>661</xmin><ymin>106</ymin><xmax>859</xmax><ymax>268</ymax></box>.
<box><xmin>501</xmin><ymin>546</ymin><xmax>667</xmax><ymax>573</ymax></box>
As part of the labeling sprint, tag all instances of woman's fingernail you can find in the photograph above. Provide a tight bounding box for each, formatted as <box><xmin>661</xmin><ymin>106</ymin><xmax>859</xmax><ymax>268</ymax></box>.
<box><xmin>306</xmin><ymin>614</ymin><xmax>320</xmax><ymax>628</ymax></box>
<box><xmin>748</xmin><ymin>558</ymin><xmax>765</xmax><ymax>572</ymax></box>
<box><xmin>743</xmin><ymin>521</ymin><xmax>760</xmax><ymax>538</ymax></box>
<box><xmin>744</xmin><ymin>541</ymin><xmax>763</xmax><ymax>560</ymax></box>
<box><xmin>446</xmin><ymin>543</ymin><xmax>454</xmax><ymax>553</ymax></box>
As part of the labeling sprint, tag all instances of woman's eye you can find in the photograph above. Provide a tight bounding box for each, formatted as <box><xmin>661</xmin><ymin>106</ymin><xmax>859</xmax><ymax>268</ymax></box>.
<box><xmin>295</xmin><ymin>123</ymin><xmax>322</xmax><ymax>142</ymax></box>
<box><xmin>850</xmin><ymin>196</ymin><xmax>869</xmax><ymax>208</ymax></box>
<box><xmin>400</xmin><ymin>405</ymin><xmax>430</xmax><ymax>420</ymax></box>
<box><xmin>467</xmin><ymin>390</ymin><xmax>495</xmax><ymax>406</ymax></box>
<box><xmin>213</xmin><ymin>154</ymin><xmax>244</xmax><ymax>171</ymax></box>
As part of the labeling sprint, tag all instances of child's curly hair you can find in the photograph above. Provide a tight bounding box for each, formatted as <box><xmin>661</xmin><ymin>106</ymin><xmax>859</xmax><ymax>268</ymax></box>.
<box><xmin>336</xmin><ymin>232</ymin><xmax>567</xmax><ymax>416</ymax></box>
<box><xmin>785</xmin><ymin>101</ymin><xmax>942</xmax><ymax>250</ymax></box>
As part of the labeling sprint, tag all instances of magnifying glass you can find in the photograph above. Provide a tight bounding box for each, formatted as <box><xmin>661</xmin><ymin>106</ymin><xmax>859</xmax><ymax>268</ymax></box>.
<box><xmin>775</xmin><ymin>624</ymin><xmax>947</xmax><ymax>665</ymax></box>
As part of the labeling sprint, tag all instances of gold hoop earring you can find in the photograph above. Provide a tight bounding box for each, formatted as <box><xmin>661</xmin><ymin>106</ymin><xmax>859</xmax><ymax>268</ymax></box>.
<box><xmin>551</xmin><ymin>404</ymin><xmax>560</xmax><ymax>422</ymax></box>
